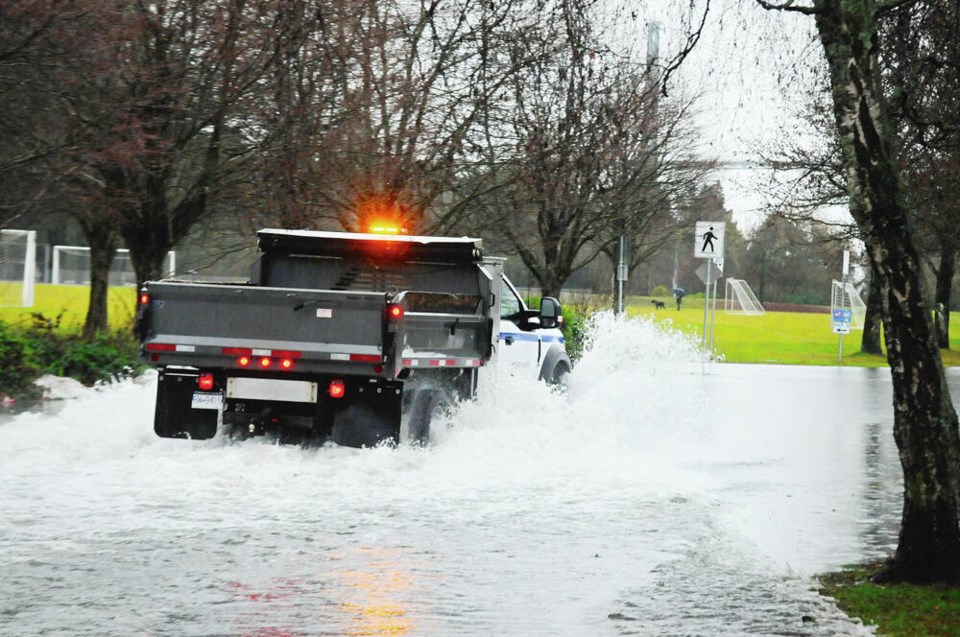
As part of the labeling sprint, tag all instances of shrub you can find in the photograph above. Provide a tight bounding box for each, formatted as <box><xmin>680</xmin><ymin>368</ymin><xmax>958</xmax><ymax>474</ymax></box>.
<box><xmin>651</xmin><ymin>284</ymin><xmax>673</xmax><ymax>297</ymax></box>
<box><xmin>22</xmin><ymin>312</ymin><xmax>67</xmax><ymax>373</ymax></box>
<box><xmin>0</xmin><ymin>321</ymin><xmax>41</xmax><ymax>400</ymax></box>
<box><xmin>58</xmin><ymin>331</ymin><xmax>141</xmax><ymax>386</ymax></box>
<box><xmin>561</xmin><ymin>303</ymin><xmax>590</xmax><ymax>362</ymax></box>
<box><xmin>0</xmin><ymin>314</ymin><xmax>143</xmax><ymax>399</ymax></box>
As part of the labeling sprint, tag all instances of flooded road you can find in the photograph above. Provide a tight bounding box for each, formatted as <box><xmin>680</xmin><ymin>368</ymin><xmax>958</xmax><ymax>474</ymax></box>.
<box><xmin>0</xmin><ymin>314</ymin><xmax>918</xmax><ymax>636</ymax></box>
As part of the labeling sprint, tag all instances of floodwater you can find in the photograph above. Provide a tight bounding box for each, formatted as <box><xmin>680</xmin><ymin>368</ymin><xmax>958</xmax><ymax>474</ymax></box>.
<box><xmin>0</xmin><ymin>312</ymin><xmax>923</xmax><ymax>636</ymax></box>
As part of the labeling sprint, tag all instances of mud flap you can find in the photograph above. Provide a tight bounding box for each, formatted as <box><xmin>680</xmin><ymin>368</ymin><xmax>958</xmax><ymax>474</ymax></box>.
<box><xmin>154</xmin><ymin>369</ymin><xmax>219</xmax><ymax>440</ymax></box>
<box><xmin>331</xmin><ymin>402</ymin><xmax>399</xmax><ymax>448</ymax></box>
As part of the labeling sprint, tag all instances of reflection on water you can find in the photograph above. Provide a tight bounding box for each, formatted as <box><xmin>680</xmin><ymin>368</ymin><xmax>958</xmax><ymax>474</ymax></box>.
<box><xmin>338</xmin><ymin>548</ymin><xmax>415</xmax><ymax>637</ymax></box>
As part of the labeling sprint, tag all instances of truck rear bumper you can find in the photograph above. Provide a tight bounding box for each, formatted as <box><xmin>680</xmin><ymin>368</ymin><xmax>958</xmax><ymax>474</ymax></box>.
<box><xmin>154</xmin><ymin>366</ymin><xmax>405</xmax><ymax>447</ymax></box>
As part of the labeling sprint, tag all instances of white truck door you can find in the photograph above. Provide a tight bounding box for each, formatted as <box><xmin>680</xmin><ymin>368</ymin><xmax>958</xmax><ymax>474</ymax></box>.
<box><xmin>497</xmin><ymin>279</ymin><xmax>541</xmax><ymax>377</ymax></box>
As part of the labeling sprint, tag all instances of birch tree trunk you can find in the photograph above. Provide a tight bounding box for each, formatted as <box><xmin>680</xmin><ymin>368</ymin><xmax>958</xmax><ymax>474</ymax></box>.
<box><xmin>814</xmin><ymin>0</ymin><xmax>960</xmax><ymax>583</ymax></box>
<box><xmin>860</xmin><ymin>273</ymin><xmax>883</xmax><ymax>355</ymax></box>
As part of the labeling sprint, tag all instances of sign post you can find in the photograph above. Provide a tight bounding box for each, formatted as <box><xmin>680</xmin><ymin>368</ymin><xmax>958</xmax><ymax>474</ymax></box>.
<box><xmin>835</xmin><ymin>249</ymin><xmax>851</xmax><ymax>362</ymax></box>
<box><xmin>615</xmin><ymin>235</ymin><xmax>629</xmax><ymax>316</ymax></box>
<box><xmin>694</xmin><ymin>222</ymin><xmax>725</xmax><ymax>355</ymax></box>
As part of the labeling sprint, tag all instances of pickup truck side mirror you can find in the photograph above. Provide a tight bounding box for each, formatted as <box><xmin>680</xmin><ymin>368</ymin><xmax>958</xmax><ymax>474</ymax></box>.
<box><xmin>539</xmin><ymin>296</ymin><xmax>561</xmax><ymax>329</ymax></box>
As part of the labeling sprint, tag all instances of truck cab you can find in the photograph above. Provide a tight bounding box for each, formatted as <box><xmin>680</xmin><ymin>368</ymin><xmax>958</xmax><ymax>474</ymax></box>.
<box><xmin>497</xmin><ymin>276</ymin><xmax>569</xmax><ymax>384</ymax></box>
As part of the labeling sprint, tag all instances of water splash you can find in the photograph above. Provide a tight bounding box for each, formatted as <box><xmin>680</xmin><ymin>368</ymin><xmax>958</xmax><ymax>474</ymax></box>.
<box><xmin>0</xmin><ymin>314</ymin><xmax>889</xmax><ymax>637</ymax></box>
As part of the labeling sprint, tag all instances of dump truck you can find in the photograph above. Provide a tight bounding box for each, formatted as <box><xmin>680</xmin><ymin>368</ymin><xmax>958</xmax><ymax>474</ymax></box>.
<box><xmin>136</xmin><ymin>229</ymin><xmax>570</xmax><ymax>447</ymax></box>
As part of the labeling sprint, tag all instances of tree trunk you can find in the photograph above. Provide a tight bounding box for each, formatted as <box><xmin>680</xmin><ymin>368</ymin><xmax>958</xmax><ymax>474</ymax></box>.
<box><xmin>860</xmin><ymin>273</ymin><xmax>883</xmax><ymax>355</ymax></box>
<box><xmin>80</xmin><ymin>219</ymin><xmax>118</xmax><ymax>339</ymax></box>
<box><xmin>935</xmin><ymin>244</ymin><xmax>955</xmax><ymax>349</ymax></box>
<box><xmin>815</xmin><ymin>0</ymin><xmax>960</xmax><ymax>584</ymax></box>
<box><xmin>128</xmin><ymin>240</ymin><xmax>170</xmax><ymax>293</ymax></box>
<box><xmin>121</xmin><ymin>211</ymin><xmax>175</xmax><ymax>293</ymax></box>
<box><xmin>541</xmin><ymin>274</ymin><xmax>563</xmax><ymax>300</ymax></box>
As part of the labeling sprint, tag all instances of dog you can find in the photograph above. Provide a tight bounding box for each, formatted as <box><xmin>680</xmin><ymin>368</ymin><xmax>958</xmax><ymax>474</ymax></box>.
<box><xmin>650</xmin><ymin>300</ymin><xmax>666</xmax><ymax>309</ymax></box>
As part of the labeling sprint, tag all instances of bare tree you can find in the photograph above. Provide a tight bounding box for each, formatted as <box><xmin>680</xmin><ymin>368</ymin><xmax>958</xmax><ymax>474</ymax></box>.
<box><xmin>760</xmin><ymin>69</ymin><xmax>885</xmax><ymax>353</ymax></box>
<box><xmin>0</xmin><ymin>1</ymin><xmax>127</xmax><ymax>336</ymax></box>
<box><xmin>465</xmin><ymin>0</ymin><xmax>713</xmax><ymax>298</ymax></box>
<box><xmin>254</xmin><ymin>0</ymin><xmax>546</xmax><ymax>235</ymax></box>
<box><xmin>883</xmin><ymin>1</ymin><xmax>960</xmax><ymax>350</ymax></box>
<box><xmin>758</xmin><ymin>0</ymin><xmax>960</xmax><ymax>584</ymax></box>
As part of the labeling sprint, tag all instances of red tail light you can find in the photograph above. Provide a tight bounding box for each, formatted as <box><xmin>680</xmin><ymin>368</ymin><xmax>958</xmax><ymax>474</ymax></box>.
<box><xmin>386</xmin><ymin>303</ymin><xmax>403</xmax><ymax>320</ymax></box>
<box><xmin>139</xmin><ymin>293</ymin><xmax>150</xmax><ymax>306</ymax></box>
<box><xmin>328</xmin><ymin>379</ymin><xmax>345</xmax><ymax>398</ymax></box>
<box><xmin>198</xmin><ymin>373</ymin><xmax>215</xmax><ymax>391</ymax></box>
<box><xmin>238</xmin><ymin>356</ymin><xmax>251</xmax><ymax>367</ymax></box>
<box><xmin>259</xmin><ymin>357</ymin><xmax>272</xmax><ymax>368</ymax></box>
<box><xmin>280</xmin><ymin>358</ymin><xmax>294</xmax><ymax>370</ymax></box>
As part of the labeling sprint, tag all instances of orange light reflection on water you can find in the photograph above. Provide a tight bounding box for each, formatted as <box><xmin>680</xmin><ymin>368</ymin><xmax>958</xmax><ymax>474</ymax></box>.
<box><xmin>336</xmin><ymin>547</ymin><xmax>419</xmax><ymax>636</ymax></box>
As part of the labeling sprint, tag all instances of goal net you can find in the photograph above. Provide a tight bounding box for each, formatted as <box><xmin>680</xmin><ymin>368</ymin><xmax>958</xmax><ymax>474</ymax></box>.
<box><xmin>0</xmin><ymin>229</ymin><xmax>37</xmax><ymax>308</ymax></box>
<box><xmin>831</xmin><ymin>280</ymin><xmax>866</xmax><ymax>330</ymax></box>
<box><xmin>52</xmin><ymin>246</ymin><xmax>176</xmax><ymax>286</ymax></box>
<box><xmin>724</xmin><ymin>278</ymin><xmax>765</xmax><ymax>316</ymax></box>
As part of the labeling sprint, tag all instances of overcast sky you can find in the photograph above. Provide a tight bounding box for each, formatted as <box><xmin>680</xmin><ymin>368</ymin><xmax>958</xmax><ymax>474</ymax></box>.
<box><xmin>645</xmin><ymin>0</ymin><xmax>831</xmax><ymax>231</ymax></box>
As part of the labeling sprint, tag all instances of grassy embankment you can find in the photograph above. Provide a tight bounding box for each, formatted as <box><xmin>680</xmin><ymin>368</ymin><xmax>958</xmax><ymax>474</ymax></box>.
<box><xmin>820</xmin><ymin>564</ymin><xmax>960</xmax><ymax>637</ymax></box>
<box><xmin>625</xmin><ymin>294</ymin><xmax>960</xmax><ymax>367</ymax></box>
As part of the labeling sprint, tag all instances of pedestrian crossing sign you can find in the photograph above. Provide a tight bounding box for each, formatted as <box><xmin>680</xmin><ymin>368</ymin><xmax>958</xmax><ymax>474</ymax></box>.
<box><xmin>695</xmin><ymin>221</ymin><xmax>725</xmax><ymax>259</ymax></box>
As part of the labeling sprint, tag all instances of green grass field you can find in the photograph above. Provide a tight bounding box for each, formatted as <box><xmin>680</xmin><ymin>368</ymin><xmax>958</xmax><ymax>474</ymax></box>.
<box><xmin>625</xmin><ymin>295</ymin><xmax>960</xmax><ymax>367</ymax></box>
<box><xmin>0</xmin><ymin>283</ymin><xmax>138</xmax><ymax>332</ymax></box>
<box><xmin>4</xmin><ymin>284</ymin><xmax>960</xmax><ymax>367</ymax></box>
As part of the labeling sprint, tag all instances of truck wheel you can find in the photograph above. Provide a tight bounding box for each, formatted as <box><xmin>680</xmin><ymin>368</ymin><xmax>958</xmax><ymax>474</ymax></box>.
<box><xmin>549</xmin><ymin>362</ymin><xmax>571</xmax><ymax>388</ymax></box>
<box><xmin>406</xmin><ymin>386</ymin><xmax>453</xmax><ymax>445</ymax></box>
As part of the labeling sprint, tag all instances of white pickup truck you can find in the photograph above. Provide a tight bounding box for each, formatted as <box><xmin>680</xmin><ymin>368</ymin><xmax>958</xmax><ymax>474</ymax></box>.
<box><xmin>136</xmin><ymin>229</ymin><xmax>570</xmax><ymax>447</ymax></box>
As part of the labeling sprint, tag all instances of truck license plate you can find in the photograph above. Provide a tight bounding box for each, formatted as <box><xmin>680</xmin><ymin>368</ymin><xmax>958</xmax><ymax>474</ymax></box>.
<box><xmin>191</xmin><ymin>391</ymin><xmax>223</xmax><ymax>410</ymax></box>
<box><xmin>226</xmin><ymin>377</ymin><xmax>318</xmax><ymax>403</ymax></box>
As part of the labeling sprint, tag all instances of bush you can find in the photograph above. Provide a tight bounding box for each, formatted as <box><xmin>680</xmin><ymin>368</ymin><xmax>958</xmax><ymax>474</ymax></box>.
<box><xmin>0</xmin><ymin>315</ymin><xmax>143</xmax><ymax>400</ymax></box>
<box><xmin>561</xmin><ymin>303</ymin><xmax>590</xmax><ymax>362</ymax></box>
<box><xmin>651</xmin><ymin>284</ymin><xmax>673</xmax><ymax>297</ymax></box>
<box><xmin>0</xmin><ymin>321</ymin><xmax>41</xmax><ymax>400</ymax></box>
<box><xmin>58</xmin><ymin>332</ymin><xmax>141</xmax><ymax>386</ymax></box>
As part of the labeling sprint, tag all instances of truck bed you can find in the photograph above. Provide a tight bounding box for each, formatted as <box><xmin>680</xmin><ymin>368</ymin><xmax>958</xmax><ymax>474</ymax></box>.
<box><xmin>140</xmin><ymin>281</ymin><xmax>385</xmax><ymax>369</ymax></box>
<box><xmin>139</xmin><ymin>281</ymin><xmax>490</xmax><ymax>376</ymax></box>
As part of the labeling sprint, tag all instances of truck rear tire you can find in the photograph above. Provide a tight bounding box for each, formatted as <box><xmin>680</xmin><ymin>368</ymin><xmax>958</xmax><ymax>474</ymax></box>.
<box><xmin>405</xmin><ymin>385</ymin><xmax>454</xmax><ymax>444</ymax></box>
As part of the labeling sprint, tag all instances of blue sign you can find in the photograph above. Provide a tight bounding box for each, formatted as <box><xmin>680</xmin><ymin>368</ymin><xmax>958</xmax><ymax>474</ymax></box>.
<box><xmin>832</xmin><ymin>309</ymin><xmax>852</xmax><ymax>334</ymax></box>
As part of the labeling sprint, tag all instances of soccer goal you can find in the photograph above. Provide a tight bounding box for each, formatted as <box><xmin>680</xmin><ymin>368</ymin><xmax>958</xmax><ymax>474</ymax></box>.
<box><xmin>831</xmin><ymin>279</ymin><xmax>867</xmax><ymax>330</ymax></box>
<box><xmin>51</xmin><ymin>246</ymin><xmax>176</xmax><ymax>286</ymax></box>
<box><xmin>0</xmin><ymin>229</ymin><xmax>37</xmax><ymax>308</ymax></box>
<box><xmin>724</xmin><ymin>278</ymin><xmax>765</xmax><ymax>316</ymax></box>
